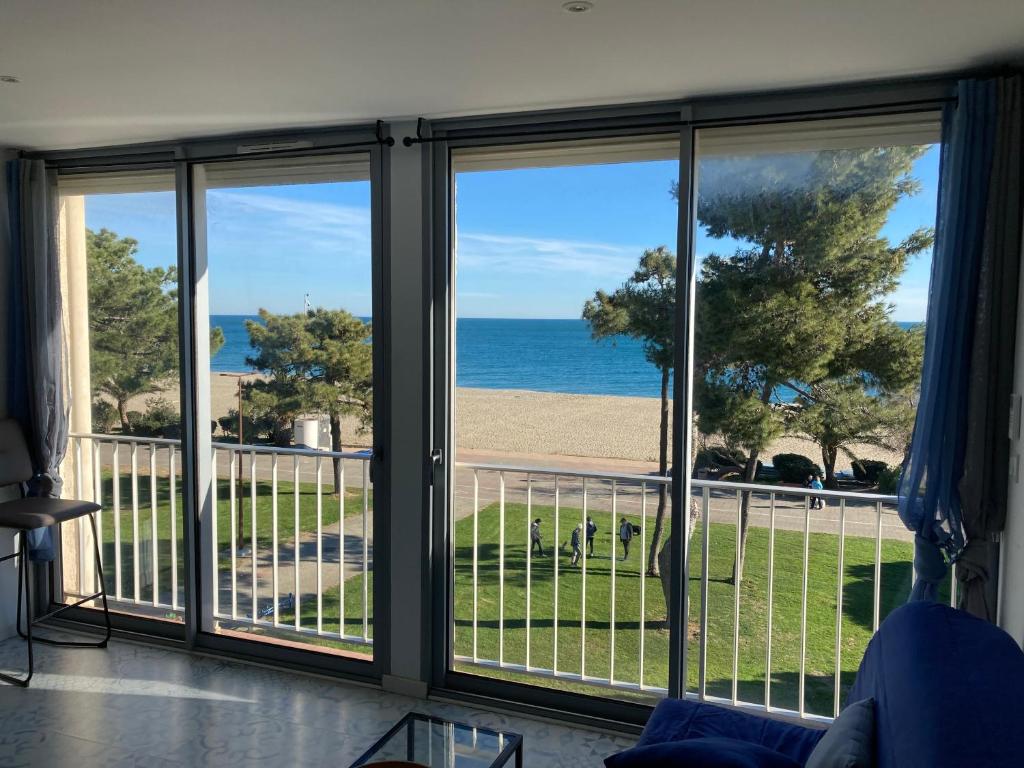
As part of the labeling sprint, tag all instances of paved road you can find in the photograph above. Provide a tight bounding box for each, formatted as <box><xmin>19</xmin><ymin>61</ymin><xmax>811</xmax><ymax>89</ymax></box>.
<box><xmin>94</xmin><ymin>441</ymin><xmax>906</xmax><ymax>540</ymax></box>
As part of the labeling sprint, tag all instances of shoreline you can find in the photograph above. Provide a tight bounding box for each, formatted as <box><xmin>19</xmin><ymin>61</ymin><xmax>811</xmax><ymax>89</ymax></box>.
<box><xmin>124</xmin><ymin>377</ymin><xmax>901</xmax><ymax>472</ymax></box>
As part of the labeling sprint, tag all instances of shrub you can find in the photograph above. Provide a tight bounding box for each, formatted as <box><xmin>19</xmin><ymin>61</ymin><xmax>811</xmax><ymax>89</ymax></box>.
<box><xmin>694</xmin><ymin>445</ymin><xmax>764</xmax><ymax>479</ymax></box>
<box><xmin>92</xmin><ymin>399</ymin><xmax>118</xmax><ymax>433</ymax></box>
<box><xmin>771</xmin><ymin>453</ymin><xmax>823</xmax><ymax>484</ymax></box>
<box><xmin>128</xmin><ymin>397</ymin><xmax>180</xmax><ymax>439</ymax></box>
<box><xmin>853</xmin><ymin>459</ymin><xmax>888</xmax><ymax>485</ymax></box>
<box><xmin>694</xmin><ymin>445</ymin><xmax>746</xmax><ymax>470</ymax></box>
<box><xmin>878</xmin><ymin>466</ymin><xmax>901</xmax><ymax>495</ymax></box>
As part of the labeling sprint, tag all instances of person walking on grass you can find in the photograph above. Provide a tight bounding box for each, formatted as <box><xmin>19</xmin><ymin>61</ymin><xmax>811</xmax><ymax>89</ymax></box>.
<box><xmin>585</xmin><ymin>516</ymin><xmax>597</xmax><ymax>557</ymax></box>
<box><xmin>810</xmin><ymin>474</ymin><xmax>825</xmax><ymax>510</ymax></box>
<box><xmin>618</xmin><ymin>516</ymin><xmax>633</xmax><ymax>560</ymax></box>
<box><xmin>530</xmin><ymin>517</ymin><xmax>544</xmax><ymax>557</ymax></box>
<box><xmin>571</xmin><ymin>523</ymin><xmax>583</xmax><ymax>566</ymax></box>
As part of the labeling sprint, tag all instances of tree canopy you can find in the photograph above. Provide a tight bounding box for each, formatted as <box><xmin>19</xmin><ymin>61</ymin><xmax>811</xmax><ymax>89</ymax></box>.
<box><xmin>675</xmin><ymin>145</ymin><xmax>932</xmax><ymax>577</ymax></box>
<box><xmin>583</xmin><ymin>246</ymin><xmax>675</xmax><ymax>576</ymax></box>
<box><xmin>87</xmin><ymin>228</ymin><xmax>224</xmax><ymax>431</ymax></box>
<box><xmin>244</xmin><ymin>307</ymin><xmax>373</xmax><ymax>492</ymax></box>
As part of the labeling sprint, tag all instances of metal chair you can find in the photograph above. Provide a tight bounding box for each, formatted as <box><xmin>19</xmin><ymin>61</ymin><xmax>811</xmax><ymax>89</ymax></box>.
<box><xmin>0</xmin><ymin>419</ymin><xmax>111</xmax><ymax>687</ymax></box>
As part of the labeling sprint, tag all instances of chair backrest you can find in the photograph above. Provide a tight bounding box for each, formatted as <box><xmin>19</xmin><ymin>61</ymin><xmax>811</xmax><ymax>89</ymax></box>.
<box><xmin>849</xmin><ymin>601</ymin><xmax>1024</xmax><ymax>768</ymax></box>
<box><xmin>0</xmin><ymin>419</ymin><xmax>34</xmax><ymax>487</ymax></box>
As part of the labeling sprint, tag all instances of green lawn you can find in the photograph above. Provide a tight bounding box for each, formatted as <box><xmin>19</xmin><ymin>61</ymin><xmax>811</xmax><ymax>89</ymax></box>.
<box><xmin>82</xmin><ymin>475</ymin><xmax>941</xmax><ymax>717</ymax></box>
<box><xmin>448</xmin><ymin>501</ymin><xmax>945</xmax><ymax>717</ymax></box>
<box><xmin>273</xmin><ymin>573</ymin><xmax>376</xmax><ymax>659</ymax></box>
<box><xmin>90</xmin><ymin>471</ymin><xmax>371</xmax><ymax>606</ymax></box>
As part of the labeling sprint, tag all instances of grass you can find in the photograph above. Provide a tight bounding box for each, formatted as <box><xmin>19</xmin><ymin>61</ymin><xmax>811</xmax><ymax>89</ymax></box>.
<box><xmin>85</xmin><ymin>471</ymin><xmax>371</xmax><ymax>608</ymax></box>
<box><xmin>75</xmin><ymin>473</ymin><xmax>941</xmax><ymax>714</ymax></box>
<box><xmin>447</xmin><ymin>501</ymin><xmax>946</xmax><ymax>716</ymax></box>
<box><xmin>273</xmin><ymin>573</ymin><xmax>376</xmax><ymax>658</ymax></box>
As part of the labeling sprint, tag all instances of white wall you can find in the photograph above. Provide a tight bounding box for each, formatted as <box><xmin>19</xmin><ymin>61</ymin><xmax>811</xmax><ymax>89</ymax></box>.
<box><xmin>999</xmin><ymin>220</ymin><xmax>1024</xmax><ymax>647</ymax></box>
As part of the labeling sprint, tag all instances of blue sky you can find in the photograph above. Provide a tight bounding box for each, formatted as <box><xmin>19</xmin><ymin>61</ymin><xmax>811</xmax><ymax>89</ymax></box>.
<box><xmin>83</xmin><ymin>143</ymin><xmax>939</xmax><ymax>322</ymax></box>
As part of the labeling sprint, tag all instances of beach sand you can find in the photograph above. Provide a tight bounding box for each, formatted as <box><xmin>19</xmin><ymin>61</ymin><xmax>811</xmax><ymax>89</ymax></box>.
<box><xmin>454</xmin><ymin>387</ymin><xmax>900</xmax><ymax>472</ymax></box>
<box><xmin>128</xmin><ymin>377</ymin><xmax>899</xmax><ymax>472</ymax></box>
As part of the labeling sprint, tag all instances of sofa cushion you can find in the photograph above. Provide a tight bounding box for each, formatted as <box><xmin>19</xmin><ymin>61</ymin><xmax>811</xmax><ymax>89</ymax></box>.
<box><xmin>848</xmin><ymin>602</ymin><xmax>1024</xmax><ymax>768</ymax></box>
<box><xmin>606</xmin><ymin>737</ymin><xmax>802</xmax><ymax>768</ymax></box>
<box><xmin>804</xmin><ymin>698</ymin><xmax>874</xmax><ymax>768</ymax></box>
<box><xmin>638</xmin><ymin>699</ymin><xmax>825</xmax><ymax>765</ymax></box>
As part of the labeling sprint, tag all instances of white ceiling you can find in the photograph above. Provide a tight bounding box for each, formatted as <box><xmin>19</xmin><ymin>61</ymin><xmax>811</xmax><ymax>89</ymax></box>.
<box><xmin>1</xmin><ymin>0</ymin><xmax>1022</xmax><ymax>150</ymax></box>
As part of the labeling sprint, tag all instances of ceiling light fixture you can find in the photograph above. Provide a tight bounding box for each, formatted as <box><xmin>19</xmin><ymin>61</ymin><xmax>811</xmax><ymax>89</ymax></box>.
<box><xmin>0</xmin><ymin>75</ymin><xmax>20</xmax><ymax>84</ymax></box>
<box><xmin>562</xmin><ymin>1</ymin><xmax>594</xmax><ymax>13</ymax></box>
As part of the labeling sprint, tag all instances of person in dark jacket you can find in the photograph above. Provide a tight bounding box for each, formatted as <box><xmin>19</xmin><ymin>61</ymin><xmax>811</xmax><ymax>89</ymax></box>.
<box><xmin>571</xmin><ymin>523</ymin><xmax>583</xmax><ymax>566</ymax></box>
<box><xmin>618</xmin><ymin>516</ymin><xmax>634</xmax><ymax>560</ymax></box>
<box><xmin>585</xmin><ymin>516</ymin><xmax>598</xmax><ymax>557</ymax></box>
<box><xmin>530</xmin><ymin>517</ymin><xmax>544</xmax><ymax>557</ymax></box>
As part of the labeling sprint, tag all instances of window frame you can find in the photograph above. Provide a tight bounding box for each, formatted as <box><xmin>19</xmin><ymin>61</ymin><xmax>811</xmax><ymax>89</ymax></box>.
<box><xmin>426</xmin><ymin>82</ymin><xmax>953</xmax><ymax>726</ymax></box>
<box><xmin>43</xmin><ymin>126</ymin><xmax>393</xmax><ymax>683</ymax></box>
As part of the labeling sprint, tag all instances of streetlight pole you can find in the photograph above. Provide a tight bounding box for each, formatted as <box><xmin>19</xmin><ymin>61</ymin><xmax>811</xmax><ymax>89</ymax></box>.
<box><xmin>221</xmin><ymin>372</ymin><xmax>248</xmax><ymax>547</ymax></box>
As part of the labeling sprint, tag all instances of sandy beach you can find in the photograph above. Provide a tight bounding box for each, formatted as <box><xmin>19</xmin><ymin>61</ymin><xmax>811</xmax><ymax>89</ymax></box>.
<box><xmin>211</xmin><ymin>378</ymin><xmax>900</xmax><ymax>471</ymax></box>
<box><xmin>454</xmin><ymin>387</ymin><xmax>900</xmax><ymax>472</ymax></box>
<box><xmin>125</xmin><ymin>377</ymin><xmax>899</xmax><ymax>472</ymax></box>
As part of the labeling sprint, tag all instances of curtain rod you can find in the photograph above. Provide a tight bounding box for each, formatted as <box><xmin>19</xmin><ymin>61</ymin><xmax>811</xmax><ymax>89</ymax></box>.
<box><xmin>34</xmin><ymin>121</ymin><xmax>395</xmax><ymax>173</ymax></box>
<box><xmin>402</xmin><ymin>96</ymin><xmax>956</xmax><ymax>146</ymax></box>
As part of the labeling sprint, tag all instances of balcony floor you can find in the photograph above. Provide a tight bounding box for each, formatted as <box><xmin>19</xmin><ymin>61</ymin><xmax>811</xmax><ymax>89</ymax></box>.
<box><xmin>0</xmin><ymin>629</ymin><xmax>636</xmax><ymax>767</ymax></box>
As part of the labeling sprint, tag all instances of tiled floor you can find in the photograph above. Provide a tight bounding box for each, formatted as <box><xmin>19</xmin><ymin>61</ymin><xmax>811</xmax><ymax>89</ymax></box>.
<box><xmin>0</xmin><ymin>631</ymin><xmax>636</xmax><ymax>767</ymax></box>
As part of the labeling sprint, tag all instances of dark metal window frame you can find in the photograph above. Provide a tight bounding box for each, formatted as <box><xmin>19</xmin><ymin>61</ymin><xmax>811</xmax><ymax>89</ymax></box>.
<box><xmin>36</xmin><ymin>123</ymin><xmax>392</xmax><ymax>684</ymax></box>
<box><xmin>426</xmin><ymin>76</ymin><xmax>954</xmax><ymax>726</ymax></box>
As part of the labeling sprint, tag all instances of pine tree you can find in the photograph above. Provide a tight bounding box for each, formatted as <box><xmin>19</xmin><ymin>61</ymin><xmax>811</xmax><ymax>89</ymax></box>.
<box><xmin>689</xmin><ymin>145</ymin><xmax>933</xmax><ymax>581</ymax></box>
<box><xmin>583</xmin><ymin>247</ymin><xmax>675</xmax><ymax>577</ymax></box>
<box><xmin>244</xmin><ymin>307</ymin><xmax>373</xmax><ymax>494</ymax></box>
<box><xmin>87</xmin><ymin>228</ymin><xmax>224</xmax><ymax>431</ymax></box>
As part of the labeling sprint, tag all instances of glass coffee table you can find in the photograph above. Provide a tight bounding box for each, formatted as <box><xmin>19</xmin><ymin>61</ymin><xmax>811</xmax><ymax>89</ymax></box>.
<box><xmin>350</xmin><ymin>712</ymin><xmax>524</xmax><ymax>768</ymax></box>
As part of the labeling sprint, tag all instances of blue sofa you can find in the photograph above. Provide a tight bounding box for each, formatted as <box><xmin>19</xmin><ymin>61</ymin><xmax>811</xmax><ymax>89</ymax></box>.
<box><xmin>610</xmin><ymin>602</ymin><xmax>1024</xmax><ymax>767</ymax></box>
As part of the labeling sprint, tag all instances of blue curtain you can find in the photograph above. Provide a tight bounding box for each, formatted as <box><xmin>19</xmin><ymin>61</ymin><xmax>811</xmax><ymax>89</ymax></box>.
<box><xmin>6</xmin><ymin>158</ymin><xmax>69</xmax><ymax>562</ymax></box>
<box><xmin>898</xmin><ymin>76</ymin><xmax>1021</xmax><ymax>608</ymax></box>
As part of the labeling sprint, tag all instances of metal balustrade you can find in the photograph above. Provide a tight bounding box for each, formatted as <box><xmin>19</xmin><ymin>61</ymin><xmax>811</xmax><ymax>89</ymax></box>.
<box><xmin>451</xmin><ymin>461</ymin><xmax>949</xmax><ymax>721</ymax></box>
<box><xmin>66</xmin><ymin>433</ymin><xmax>373</xmax><ymax>648</ymax></box>
<box><xmin>63</xmin><ymin>438</ymin><xmax>957</xmax><ymax>721</ymax></box>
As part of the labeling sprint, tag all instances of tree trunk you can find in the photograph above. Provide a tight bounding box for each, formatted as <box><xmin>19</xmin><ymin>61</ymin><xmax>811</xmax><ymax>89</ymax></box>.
<box><xmin>330</xmin><ymin>413</ymin><xmax>343</xmax><ymax>495</ymax></box>
<box><xmin>117</xmin><ymin>398</ymin><xmax>131</xmax><ymax>432</ymax></box>
<box><xmin>658</xmin><ymin>497</ymin><xmax>701</xmax><ymax>617</ymax></box>
<box><xmin>646</xmin><ymin>367</ymin><xmax>671</xmax><ymax>576</ymax></box>
<box><xmin>657</xmin><ymin>419</ymin><xmax>702</xmax><ymax>619</ymax></box>
<box><xmin>822</xmin><ymin>445</ymin><xmax>838</xmax><ymax>489</ymax></box>
<box><xmin>732</xmin><ymin>381</ymin><xmax>773</xmax><ymax>583</ymax></box>
<box><xmin>733</xmin><ymin>450</ymin><xmax>760</xmax><ymax>584</ymax></box>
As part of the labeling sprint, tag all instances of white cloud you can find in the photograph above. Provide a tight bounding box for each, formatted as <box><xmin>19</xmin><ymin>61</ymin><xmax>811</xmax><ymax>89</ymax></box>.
<box><xmin>456</xmin><ymin>231</ymin><xmax>643</xmax><ymax>280</ymax></box>
<box><xmin>206</xmin><ymin>190</ymin><xmax>372</xmax><ymax>258</ymax></box>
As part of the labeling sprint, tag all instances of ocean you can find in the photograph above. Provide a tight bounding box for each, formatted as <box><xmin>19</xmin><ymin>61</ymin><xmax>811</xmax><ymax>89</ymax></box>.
<box><xmin>210</xmin><ymin>315</ymin><xmax>918</xmax><ymax>401</ymax></box>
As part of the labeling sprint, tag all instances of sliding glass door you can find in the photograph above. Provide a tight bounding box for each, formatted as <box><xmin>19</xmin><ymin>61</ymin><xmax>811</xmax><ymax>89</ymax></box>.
<box><xmin>436</xmin><ymin>108</ymin><xmax>946</xmax><ymax>720</ymax></box>
<box><xmin>57</xmin><ymin>170</ymin><xmax>187</xmax><ymax>630</ymax></box>
<box><xmin>441</xmin><ymin>135</ymin><xmax>682</xmax><ymax>704</ymax></box>
<box><xmin>191</xmin><ymin>154</ymin><xmax>381</xmax><ymax>662</ymax></box>
<box><xmin>688</xmin><ymin>113</ymin><xmax>942</xmax><ymax>718</ymax></box>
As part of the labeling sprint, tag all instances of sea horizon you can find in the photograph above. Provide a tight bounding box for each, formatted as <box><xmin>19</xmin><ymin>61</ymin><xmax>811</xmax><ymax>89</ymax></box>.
<box><xmin>210</xmin><ymin>314</ymin><xmax>922</xmax><ymax>401</ymax></box>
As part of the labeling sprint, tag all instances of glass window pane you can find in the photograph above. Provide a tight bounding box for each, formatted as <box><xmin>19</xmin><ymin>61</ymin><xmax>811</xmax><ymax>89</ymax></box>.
<box><xmin>195</xmin><ymin>154</ymin><xmax>375</xmax><ymax>662</ymax></box>
<box><xmin>58</xmin><ymin>171</ymin><xmax>185</xmax><ymax>624</ymax></box>
<box><xmin>449</xmin><ymin>136</ymin><xmax>680</xmax><ymax>702</ymax></box>
<box><xmin>690</xmin><ymin>113</ymin><xmax>940</xmax><ymax>716</ymax></box>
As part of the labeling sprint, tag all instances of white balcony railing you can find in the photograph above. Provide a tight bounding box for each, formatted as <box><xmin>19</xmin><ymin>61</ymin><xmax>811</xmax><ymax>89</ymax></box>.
<box><xmin>65</xmin><ymin>436</ymin><xmax>955</xmax><ymax>722</ymax></box>
<box><xmin>450</xmin><ymin>462</ymin><xmax>956</xmax><ymax>722</ymax></box>
<box><xmin>67</xmin><ymin>433</ymin><xmax>374</xmax><ymax>649</ymax></box>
